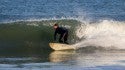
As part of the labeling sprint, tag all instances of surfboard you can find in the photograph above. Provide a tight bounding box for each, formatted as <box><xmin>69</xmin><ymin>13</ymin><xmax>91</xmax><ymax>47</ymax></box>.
<box><xmin>49</xmin><ymin>43</ymin><xmax>76</xmax><ymax>51</ymax></box>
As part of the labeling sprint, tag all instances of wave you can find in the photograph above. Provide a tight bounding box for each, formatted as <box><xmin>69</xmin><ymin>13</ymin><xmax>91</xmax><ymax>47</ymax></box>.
<box><xmin>1</xmin><ymin>19</ymin><xmax>125</xmax><ymax>51</ymax></box>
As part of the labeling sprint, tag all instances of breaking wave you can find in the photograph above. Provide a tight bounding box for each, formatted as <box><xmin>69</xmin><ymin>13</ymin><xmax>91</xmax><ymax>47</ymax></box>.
<box><xmin>74</xmin><ymin>20</ymin><xmax>125</xmax><ymax>49</ymax></box>
<box><xmin>0</xmin><ymin>18</ymin><xmax>125</xmax><ymax>51</ymax></box>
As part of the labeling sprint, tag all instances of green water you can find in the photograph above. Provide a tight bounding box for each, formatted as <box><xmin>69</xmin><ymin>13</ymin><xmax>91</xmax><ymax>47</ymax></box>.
<box><xmin>0</xmin><ymin>20</ymin><xmax>80</xmax><ymax>53</ymax></box>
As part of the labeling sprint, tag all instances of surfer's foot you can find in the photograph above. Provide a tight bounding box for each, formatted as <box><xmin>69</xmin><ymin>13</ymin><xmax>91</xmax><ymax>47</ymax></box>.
<box><xmin>64</xmin><ymin>42</ymin><xmax>69</xmax><ymax>44</ymax></box>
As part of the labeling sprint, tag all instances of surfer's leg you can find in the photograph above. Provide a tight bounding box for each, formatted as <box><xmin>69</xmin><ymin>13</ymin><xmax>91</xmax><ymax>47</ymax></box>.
<box><xmin>59</xmin><ymin>34</ymin><xmax>63</xmax><ymax>43</ymax></box>
<box><xmin>64</xmin><ymin>32</ymin><xmax>68</xmax><ymax>44</ymax></box>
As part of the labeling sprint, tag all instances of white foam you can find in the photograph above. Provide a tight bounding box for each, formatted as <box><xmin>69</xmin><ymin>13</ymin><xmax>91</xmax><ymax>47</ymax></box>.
<box><xmin>74</xmin><ymin>20</ymin><xmax>125</xmax><ymax>49</ymax></box>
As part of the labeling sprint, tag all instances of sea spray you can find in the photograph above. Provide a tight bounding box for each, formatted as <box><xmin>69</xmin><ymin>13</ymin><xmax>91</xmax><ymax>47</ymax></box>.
<box><xmin>74</xmin><ymin>20</ymin><xmax>125</xmax><ymax>49</ymax></box>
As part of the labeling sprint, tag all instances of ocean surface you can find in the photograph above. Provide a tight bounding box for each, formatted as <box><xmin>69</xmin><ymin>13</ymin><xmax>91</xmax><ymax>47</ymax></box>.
<box><xmin>0</xmin><ymin>0</ymin><xmax>125</xmax><ymax>70</ymax></box>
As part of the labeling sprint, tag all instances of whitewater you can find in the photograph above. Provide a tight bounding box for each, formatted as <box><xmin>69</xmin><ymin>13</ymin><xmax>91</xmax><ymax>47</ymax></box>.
<box><xmin>74</xmin><ymin>19</ymin><xmax>125</xmax><ymax>49</ymax></box>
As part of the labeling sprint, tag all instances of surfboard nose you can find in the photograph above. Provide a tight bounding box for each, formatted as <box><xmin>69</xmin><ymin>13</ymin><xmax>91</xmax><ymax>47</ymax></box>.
<box><xmin>49</xmin><ymin>43</ymin><xmax>54</xmax><ymax>47</ymax></box>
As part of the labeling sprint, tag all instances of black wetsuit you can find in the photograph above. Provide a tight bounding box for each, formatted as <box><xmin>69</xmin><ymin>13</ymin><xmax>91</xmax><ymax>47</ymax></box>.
<box><xmin>54</xmin><ymin>27</ymin><xmax>68</xmax><ymax>43</ymax></box>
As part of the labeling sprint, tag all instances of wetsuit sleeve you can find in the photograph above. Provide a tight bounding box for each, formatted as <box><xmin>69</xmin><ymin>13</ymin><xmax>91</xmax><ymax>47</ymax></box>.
<box><xmin>54</xmin><ymin>30</ymin><xmax>57</xmax><ymax>41</ymax></box>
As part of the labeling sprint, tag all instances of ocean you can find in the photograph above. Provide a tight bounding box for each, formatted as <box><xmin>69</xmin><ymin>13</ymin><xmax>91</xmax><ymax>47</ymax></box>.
<box><xmin>0</xmin><ymin>0</ymin><xmax>125</xmax><ymax>70</ymax></box>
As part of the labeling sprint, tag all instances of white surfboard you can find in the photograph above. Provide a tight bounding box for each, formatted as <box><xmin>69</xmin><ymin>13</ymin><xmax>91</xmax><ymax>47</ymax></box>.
<box><xmin>49</xmin><ymin>43</ymin><xmax>76</xmax><ymax>51</ymax></box>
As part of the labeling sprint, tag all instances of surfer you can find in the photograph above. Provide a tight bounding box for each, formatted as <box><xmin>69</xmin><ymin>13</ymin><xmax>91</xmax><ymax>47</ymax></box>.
<box><xmin>53</xmin><ymin>24</ymin><xmax>69</xmax><ymax>44</ymax></box>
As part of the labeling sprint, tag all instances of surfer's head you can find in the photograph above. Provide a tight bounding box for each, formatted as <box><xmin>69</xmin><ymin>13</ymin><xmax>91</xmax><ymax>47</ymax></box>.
<box><xmin>54</xmin><ymin>24</ymin><xmax>58</xmax><ymax>29</ymax></box>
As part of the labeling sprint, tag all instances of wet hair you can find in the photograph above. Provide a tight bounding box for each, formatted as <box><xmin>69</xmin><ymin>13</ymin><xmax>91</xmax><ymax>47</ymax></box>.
<box><xmin>54</xmin><ymin>23</ymin><xmax>58</xmax><ymax>26</ymax></box>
